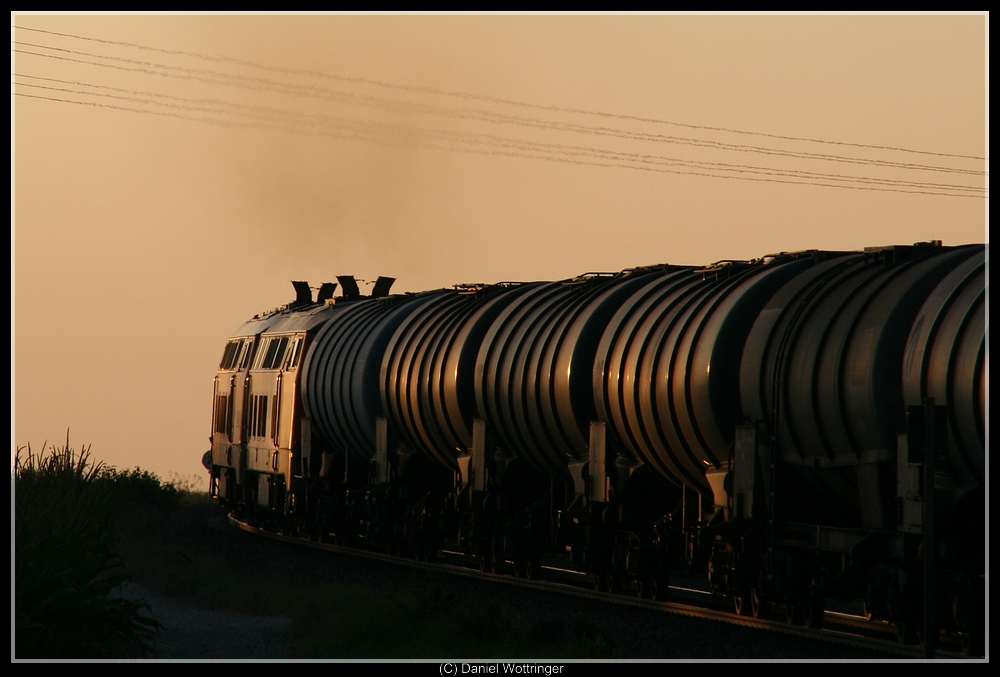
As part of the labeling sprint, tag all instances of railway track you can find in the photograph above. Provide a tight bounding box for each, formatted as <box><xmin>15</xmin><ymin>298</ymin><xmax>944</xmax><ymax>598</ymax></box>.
<box><xmin>228</xmin><ymin>515</ymin><xmax>977</xmax><ymax>659</ymax></box>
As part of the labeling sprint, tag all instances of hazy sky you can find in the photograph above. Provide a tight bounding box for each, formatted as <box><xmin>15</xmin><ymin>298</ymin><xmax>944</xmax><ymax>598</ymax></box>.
<box><xmin>12</xmin><ymin>13</ymin><xmax>988</xmax><ymax>483</ymax></box>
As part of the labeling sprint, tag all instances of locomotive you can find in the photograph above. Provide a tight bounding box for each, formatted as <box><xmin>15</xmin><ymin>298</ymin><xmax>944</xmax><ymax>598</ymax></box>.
<box><xmin>207</xmin><ymin>241</ymin><xmax>985</xmax><ymax>652</ymax></box>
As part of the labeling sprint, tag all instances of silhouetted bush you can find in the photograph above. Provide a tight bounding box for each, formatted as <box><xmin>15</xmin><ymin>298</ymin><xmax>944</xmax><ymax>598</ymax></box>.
<box><xmin>100</xmin><ymin>466</ymin><xmax>182</xmax><ymax>511</ymax></box>
<box><xmin>14</xmin><ymin>436</ymin><xmax>162</xmax><ymax>658</ymax></box>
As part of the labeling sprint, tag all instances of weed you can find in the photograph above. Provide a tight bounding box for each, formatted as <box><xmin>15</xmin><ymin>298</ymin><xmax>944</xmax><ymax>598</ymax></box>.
<box><xmin>13</xmin><ymin>435</ymin><xmax>163</xmax><ymax>658</ymax></box>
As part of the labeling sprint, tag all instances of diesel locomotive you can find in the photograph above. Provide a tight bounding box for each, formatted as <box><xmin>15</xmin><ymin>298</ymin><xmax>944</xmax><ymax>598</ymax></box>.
<box><xmin>207</xmin><ymin>241</ymin><xmax>986</xmax><ymax>653</ymax></box>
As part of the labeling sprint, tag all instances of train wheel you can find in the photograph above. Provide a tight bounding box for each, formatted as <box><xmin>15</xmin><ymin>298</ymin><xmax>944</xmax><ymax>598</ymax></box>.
<box><xmin>525</xmin><ymin>550</ymin><xmax>542</xmax><ymax>581</ymax></box>
<box><xmin>416</xmin><ymin>542</ymin><xmax>437</xmax><ymax>563</ymax></box>
<box><xmin>750</xmin><ymin>586</ymin><xmax>766</xmax><ymax>619</ymax></box>
<box><xmin>518</xmin><ymin>554</ymin><xmax>534</xmax><ymax>579</ymax></box>
<box><xmin>491</xmin><ymin>534</ymin><xmax>509</xmax><ymax>574</ymax></box>
<box><xmin>803</xmin><ymin>590</ymin><xmax>825</xmax><ymax>628</ymax></box>
<box><xmin>651</xmin><ymin>571</ymin><xmax>670</xmax><ymax>601</ymax></box>
<box><xmin>478</xmin><ymin>549</ymin><xmax>493</xmax><ymax>573</ymax></box>
<box><xmin>518</xmin><ymin>558</ymin><xmax>531</xmax><ymax>580</ymax></box>
<box><xmin>733</xmin><ymin>593</ymin><xmax>748</xmax><ymax>616</ymax></box>
<box><xmin>966</xmin><ymin>629</ymin><xmax>985</xmax><ymax>657</ymax></box>
<box><xmin>609</xmin><ymin>547</ymin><xmax>628</xmax><ymax>595</ymax></box>
<box><xmin>779</xmin><ymin>604</ymin><xmax>795</xmax><ymax>624</ymax></box>
<box><xmin>413</xmin><ymin>540</ymin><xmax>426</xmax><ymax>562</ymax></box>
<box><xmin>514</xmin><ymin>557</ymin><xmax>529</xmax><ymax>579</ymax></box>
<box><xmin>896</xmin><ymin>610</ymin><xmax>920</xmax><ymax>645</ymax></box>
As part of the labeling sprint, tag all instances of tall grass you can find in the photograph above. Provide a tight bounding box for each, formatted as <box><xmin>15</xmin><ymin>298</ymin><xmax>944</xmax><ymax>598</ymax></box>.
<box><xmin>13</xmin><ymin>436</ymin><xmax>165</xmax><ymax>658</ymax></box>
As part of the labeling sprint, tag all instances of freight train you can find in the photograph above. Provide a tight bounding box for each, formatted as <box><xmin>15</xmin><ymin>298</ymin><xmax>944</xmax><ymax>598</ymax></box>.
<box><xmin>207</xmin><ymin>241</ymin><xmax>985</xmax><ymax>653</ymax></box>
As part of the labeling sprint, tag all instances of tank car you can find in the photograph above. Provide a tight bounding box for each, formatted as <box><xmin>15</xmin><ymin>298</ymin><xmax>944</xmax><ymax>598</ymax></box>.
<box><xmin>207</xmin><ymin>241</ymin><xmax>985</xmax><ymax>653</ymax></box>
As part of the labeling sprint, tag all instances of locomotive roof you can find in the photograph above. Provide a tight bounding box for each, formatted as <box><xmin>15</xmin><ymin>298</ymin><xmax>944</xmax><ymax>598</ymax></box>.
<box><xmin>262</xmin><ymin>302</ymin><xmax>346</xmax><ymax>334</ymax></box>
<box><xmin>229</xmin><ymin>301</ymin><xmax>344</xmax><ymax>338</ymax></box>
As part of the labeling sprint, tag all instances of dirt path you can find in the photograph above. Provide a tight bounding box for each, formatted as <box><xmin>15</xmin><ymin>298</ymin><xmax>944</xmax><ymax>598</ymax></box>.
<box><xmin>120</xmin><ymin>583</ymin><xmax>292</xmax><ymax>659</ymax></box>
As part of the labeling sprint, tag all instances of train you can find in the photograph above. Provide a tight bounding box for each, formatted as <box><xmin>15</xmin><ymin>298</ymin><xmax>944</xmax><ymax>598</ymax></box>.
<box><xmin>207</xmin><ymin>240</ymin><xmax>985</xmax><ymax>653</ymax></box>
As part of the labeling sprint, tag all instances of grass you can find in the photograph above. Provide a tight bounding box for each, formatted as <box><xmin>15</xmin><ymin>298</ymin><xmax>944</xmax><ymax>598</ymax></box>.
<box><xmin>13</xmin><ymin>435</ymin><xmax>186</xmax><ymax>659</ymax></box>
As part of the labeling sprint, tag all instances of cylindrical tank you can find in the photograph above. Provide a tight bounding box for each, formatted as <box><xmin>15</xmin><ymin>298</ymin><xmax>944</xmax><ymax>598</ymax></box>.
<box><xmin>741</xmin><ymin>244</ymin><xmax>981</xmax><ymax>470</ymax></box>
<box><xmin>301</xmin><ymin>292</ymin><xmax>444</xmax><ymax>463</ymax></box>
<box><xmin>475</xmin><ymin>269</ymin><xmax>673</xmax><ymax>480</ymax></box>
<box><xmin>381</xmin><ymin>284</ymin><xmax>536</xmax><ymax>471</ymax></box>
<box><xmin>902</xmin><ymin>248</ymin><xmax>986</xmax><ymax>485</ymax></box>
<box><xmin>595</xmin><ymin>255</ymin><xmax>818</xmax><ymax>495</ymax></box>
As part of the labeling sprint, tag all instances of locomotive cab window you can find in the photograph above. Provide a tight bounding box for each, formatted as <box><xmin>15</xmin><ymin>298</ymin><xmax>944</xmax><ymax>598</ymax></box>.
<box><xmin>253</xmin><ymin>336</ymin><xmax>291</xmax><ymax>370</ymax></box>
<box><xmin>252</xmin><ymin>337</ymin><xmax>272</xmax><ymax>370</ymax></box>
<box><xmin>239</xmin><ymin>339</ymin><xmax>253</xmax><ymax>369</ymax></box>
<box><xmin>235</xmin><ymin>340</ymin><xmax>250</xmax><ymax>370</ymax></box>
<box><xmin>219</xmin><ymin>339</ymin><xmax>245</xmax><ymax>370</ymax></box>
<box><xmin>251</xmin><ymin>339</ymin><xmax>267</xmax><ymax>370</ymax></box>
<box><xmin>268</xmin><ymin>336</ymin><xmax>289</xmax><ymax>369</ymax></box>
<box><xmin>284</xmin><ymin>336</ymin><xmax>303</xmax><ymax>370</ymax></box>
<box><xmin>218</xmin><ymin>342</ymin><xmax>234</xmax><ymax>370</ymax></box>
<box><xmin>262</xmin><ymin>337</ymin><xmax>280</xmax><ymax>369</ymax></box>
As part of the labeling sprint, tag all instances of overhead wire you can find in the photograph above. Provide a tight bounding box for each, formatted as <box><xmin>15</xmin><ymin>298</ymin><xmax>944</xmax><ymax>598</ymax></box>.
<box><xmin>11</xmin><ymin>27</ymin><xmax>987</xmax><ymax>199</ymax></box>
<box><xmin>13</xmin><ymin>24</ymin><xmax>986</xmax><ymax>162</ymax></box>
<box><xmin>12</xmin><ymin>73</ymin><xmax>986</xmax><ymax>197</ymax></box>
<box><xmin>13</xmin><ymin>88</ymin><xmax>985</xmax><ymax>200</ymax></box>
<box><xmin>12</xmin><ymin>42</ymin><xmax>987</xmax><ymax>177</ymax></box>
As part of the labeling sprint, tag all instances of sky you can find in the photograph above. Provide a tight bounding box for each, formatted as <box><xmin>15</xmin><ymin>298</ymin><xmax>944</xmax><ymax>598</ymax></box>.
<box><xmin>12</xmin><ymin>13</ymin><xmax>988</xmax><ymax>484</ymax></box>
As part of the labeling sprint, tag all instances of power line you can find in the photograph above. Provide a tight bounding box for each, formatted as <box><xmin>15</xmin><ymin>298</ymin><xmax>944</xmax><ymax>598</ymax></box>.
<box><xmin>12</xmin><ymin>23</ymin><xmax>987</xmax><ymax>162</ymax></box>
<box><xmin>13</xmin><ymin>42</ymin><xmax>986</xmax><ymax>178</ymax></box>
<box><xmin>14</xmin><ymin>90</ymin><xmax>985</xmax><ymax>199</ymax></box>
<box><xmin>13</xmin><ymin>73</ymin><xmax>985</xmax><ymax>197</ymax></box>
